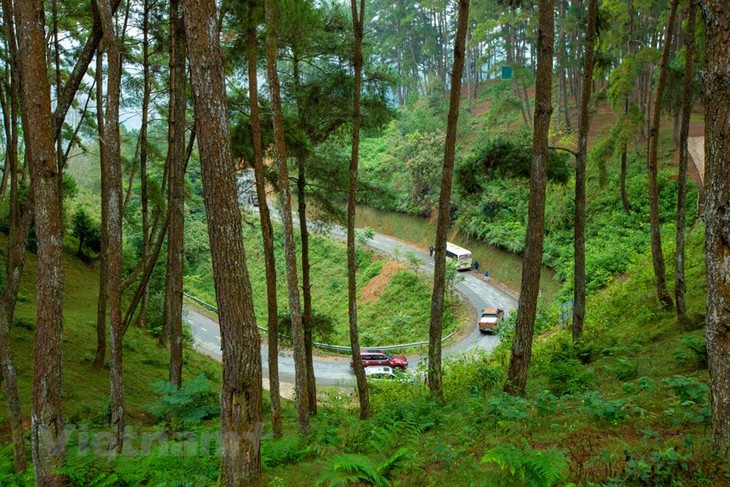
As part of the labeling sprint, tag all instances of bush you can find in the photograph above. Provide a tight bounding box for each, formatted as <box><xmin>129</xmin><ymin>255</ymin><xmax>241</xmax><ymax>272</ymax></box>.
<box><xmin>547</xmin><ymin>359</ymin><xmax>595</xmax><ymax>396</ymax></box>
<box><xmin>674</xmin><ymin>336</ymin><xmax>708</xmax><ymax>370</ymax></box>
<box><xmin>579</xmin><ymin>391</ymin><xmax>629</xmax><ymax>423</ymax></box>
<box><xmin>146</xmin><ymin>375</ymin><xmax>220</xmax><ymax>430</ymax></box>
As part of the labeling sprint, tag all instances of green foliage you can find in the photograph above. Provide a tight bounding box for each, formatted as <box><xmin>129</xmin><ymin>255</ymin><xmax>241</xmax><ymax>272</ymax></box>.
<box><xmin>547</xmin><ymin>358</ymin><xmax>596</xmax><ymax>396</ymax></box>
<box><xmin>316</xmin><ymin>448</ymin><xmax>410</xmax><ymax>487</ymax></box>
<box><xmin>618</xmin><ymin>447</ymin><xmax>690</xmax><ymax>486</ymax></box>
<box><xmin>71</xmin><ymin>207</ymin><xmax>101</xmax><ymax>256</ymax></box>
<box><xmin>456</xmin><ymin>135</ymin><xmax>572</xmax><ymax>196</ymax></box>
<box><xmin>481</xmin><ymin>443</ymin><xmax>569</xmax><ymax>487</ymax></box>
<box><xmin>146</xmin><ymin>375</ymin><xmax>220</xmax><ymax>429</ymax></box>
<box><xmin>662</xmin><ymin>375</ymin><xmax>710</xmax><ymax>425</ymax></box>
<box><xmin>611</xmin><ymin>357</ymin><xmax>639</xmax><ymax>381</ymax></box>
<box><xmin>674</xmin><ymin>336</ymin><xmax>708</xmax><ymax>370</ymax></box>
<box><xmin>356</xmin><ymin>227</ymin><xmax>376</xmax><ymax>246</ymax></box>
<box><xmin>262</xmin><ymin>437</ymin><xmax>311</xmax><ymax>470</ymax></box>
<box><xmin>485</xmin><ymin>394</ymin><xmax>529</xmax><ymax>424</ymax></box>
<box><xmin>579</xmin><ymin>391</ymin><xmax>629</xmax><ymax>423</ymax></box>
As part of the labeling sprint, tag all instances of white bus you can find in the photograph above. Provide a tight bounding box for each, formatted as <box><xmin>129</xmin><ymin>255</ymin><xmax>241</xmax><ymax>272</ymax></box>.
<box><xmin>445</xmin><ymin>241</ymin><xmax>472</xmax><ymax>271</ymax></box>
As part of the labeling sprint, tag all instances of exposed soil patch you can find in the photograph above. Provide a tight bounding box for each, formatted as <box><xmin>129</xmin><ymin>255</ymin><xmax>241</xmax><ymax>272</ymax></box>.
<box><xmin>360</xmin><ymin>261</ymin><xmax>405</xmax><ymax>304</ymax></box>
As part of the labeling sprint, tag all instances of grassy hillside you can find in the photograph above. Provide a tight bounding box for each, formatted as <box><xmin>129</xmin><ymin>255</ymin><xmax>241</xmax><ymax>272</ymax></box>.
<box><xmin>0</xmin><ymin>235</ymin><xmax>222</xmax><ymax>426</ymax></box>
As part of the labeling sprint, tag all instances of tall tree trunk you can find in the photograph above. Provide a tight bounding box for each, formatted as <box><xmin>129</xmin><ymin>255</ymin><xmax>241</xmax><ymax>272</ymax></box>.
<box><xmin>15</xmin><ymin>0</ymin><xmax>66</xmax><ymax>482</ymax></box>
<box><xmin>97</xmin><ymin>0</ymin><xmax>126</xmax><ymax>454</ymax></box>
<box><xmin>0</xmin><ymin>0</ymin><xmax>27</xmax><ymax>471</ymax></box>
<box><xmin>700</xmin><ymin>0</ymin><xmax>730</xmax><ymax>458</ymax></box>
<box><xmin>136</xmin><ymin>0</ymin><xmax>152</xmax><ymax>330</ymax></box>
<box><xmin>165</xmin><ymin>0</ymin><xmax>187</xmax><ymax>389</ymax></box>
<box><xmin>297</xmin><ymin>161</ymin><xmax>317</xmax><ymax>415</ymax></box>
<box><xmin>246</xmin><ymin>0</ymin><xmax>282</xmax><ymax>438</ymax></box>
<box><xmin>620</xmin><ymin>0</ymin><xmax>634</xmax><ymax>216</ymax></box>
<box><xmin>348</xmin><ymin>0</ymin><xmax>370</xmax><ymax>419</ymax></box>
<box><xmin>183</xmin><ymin>0</ymin><xmax>264</xmax><ymax>481</ymax></box>
<box><xmin>572</xmin><ymin>0</ymin><xmax>598</xmax><ymax>341</ymax></box>
<box><xmin>94</xmin><ymin>49</ymin><xmax>109</xmax><ymax>370</ymax></box>
<box><xmin>428</xmin><ymin>0</ymin><xmax>470</xmax><ymax>402</ymax></box>
<box><xmin>504</xmin><ymin>0</ymin><xmax>554</xmax><ymax>396</ymax></box>
<box><xmin>674</xmin><ymin>0</ymin><xmax>696</xmax><ymax>319</ymax></box>
<box><xmin>292</xmin><ymin>54</ymin><xmax>317</xmax><ymax>416</ymax></box>
<box><xmin>647</xmin><ymin>0</ymin><xmax>678</xmax><ymax>310</ymax></box>
<box><xmin>265</xmin><ymin>0</ymin><xmax>310</xmax><ymax>435</ymax></box>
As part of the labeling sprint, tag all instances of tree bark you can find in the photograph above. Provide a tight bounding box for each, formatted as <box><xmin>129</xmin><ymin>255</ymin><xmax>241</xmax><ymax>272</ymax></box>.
<box><xmin>135</xmin><ymin>0</ymin><xmax>152</xmax><ymax>330</ymax></box>
<box><xmin>97</xmin><ymin>0</ymin><xmax>126</xmax><ymax>454</ymax></box>
<box><xmin>647</xmin><ymin>0</ymin><xmax>678</xmax><ymax>310</ymax></box>
<box><xmin>674</xmin><ymin>0</ymin><xmax>696</xmax><ymax>319</ymax></box>
<box><xmin>165</xmin><ymin>0</ymin><xmax>187</xmax><ymax>390</ymax></box>
<box><xmin>0</xmin><ymin>0</ymin><xmax>27</xmax><ymax>471</ymax></box>
<box><xmin>504</xmin><ymin>0</ymin><xmax>554</xmax><ymax>396</ymax></box>
<box><xmin>347</xmin><ymin>0</ymin><xmax>370</xmax><ymax>420</ymax></box>
<box><xmin>620</xmin><ymin>0</ymin><xmax>634</xmax><ymax>216</ymax></box>
<box><xmin>246</xmin><ymin>0</ymin><xmax>282</xmax><ymax>438</ymax></box>
<box><xmin>292</xmin><ymin>54</ymin><xmax>317</xmax><ymax>416</ymax></box>
<box><xmin>94</xmin><ymin>50</ymin><xmax>108</xmax><ymax>370</ymax></box>
<box><xmin>183</xmin><ymin>0</ymin><xmax>264</xmax><ymax>481</ymax></box>
<box><xmin>264</xmin><ymin>0</ymin><xmax>310</xmax><ymax>435</ymax></box>
<box><xmin>428</xmin><ymin>0</ymin><xmax>470</xmax><ymax>402</ymax></box>
<box><xmin>572</xmin><ymin>0</ymin><xmax>598</xmax><ymax>341</ymax></box>
<box><xmin>700</xmin><ymin>0</ymin><xmax>730</xmax><ymax>458</ymax></box>
<box><xmin>15</xmin><ymin>0</ymin><xmax>66</xmax><ymax>482</ymax></box>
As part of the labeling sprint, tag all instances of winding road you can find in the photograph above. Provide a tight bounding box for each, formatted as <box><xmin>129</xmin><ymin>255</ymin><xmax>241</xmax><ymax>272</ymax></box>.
<box><xmin>188</xmin><ymin>225</ymin><xmax>518</xmax><ymax>386</ymax></box>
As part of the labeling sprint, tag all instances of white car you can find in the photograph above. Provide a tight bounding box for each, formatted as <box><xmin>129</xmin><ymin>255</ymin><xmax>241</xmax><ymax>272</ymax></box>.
<box><xmin>364</xmin><ymin>366</ymin><xmax>397</xmax><ymax>380</ymax></box>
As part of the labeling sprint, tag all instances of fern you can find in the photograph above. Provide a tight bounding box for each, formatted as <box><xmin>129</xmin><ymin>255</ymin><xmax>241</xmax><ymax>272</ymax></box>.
<box><xmin>316</xmin><ymin>454</ymin><xmax>389</xmax><ymax>487</ymax></box>
<box><xmin>482</xmin><ymin>443</ymin><xmax>569</xmax><ymax>487</ymax></box>
<box><xmin>317</xmin><ymin>447</ymin><xmax>411</xmax><ymax>487</ymax></box>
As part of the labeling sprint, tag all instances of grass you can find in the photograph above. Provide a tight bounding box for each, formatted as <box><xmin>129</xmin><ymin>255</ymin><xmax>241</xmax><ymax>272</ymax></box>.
<box><xmin>0</xmin><ymin>234</ymin><xmax>222</xmax><ymax>426</ymax></box>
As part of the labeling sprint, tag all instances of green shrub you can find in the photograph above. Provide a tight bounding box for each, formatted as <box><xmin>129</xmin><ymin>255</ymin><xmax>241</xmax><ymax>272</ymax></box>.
<box><xmin>485</xmin><ymin>394</ymin><xmax>529</xmax><ymax>423</ymax></box>
<box><xmin>580</xmin><ymin>391</ymin><xmax>629</xmax><ymax>423</ymax></box>
<box><xmin>612</xmin><ymin>357</ymin><xmax>639</xmax><ymax>381</ymax></box>
<box><xmin>146</xmin><ymin>375</ymin><xmax>220</xmax><ymax>430</ymax></box>
<box><xmin>547</xmin><ymin>359</ymin><xmax>595</xmax><ymax>396</ymax></box>
<box><xmin>662</xmin><ymin>375</ymin><xmax>710</xmax><ymax>425</ymax></box>
<box><xmin>619</xmin><ymin>447</ymin><xmax>690</xmax><ymax>486</ymax></box>
<box><xmin>262</xmin><ymin>436</ymin><xmax>311</xmax><ymax>470</ymax></box>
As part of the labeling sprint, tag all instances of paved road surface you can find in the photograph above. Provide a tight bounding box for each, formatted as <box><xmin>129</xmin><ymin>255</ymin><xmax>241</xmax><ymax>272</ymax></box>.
<box><xmin>188</xmin><ymin>224</ymin><xmax>518</xmax><ymax>385</ymax></box>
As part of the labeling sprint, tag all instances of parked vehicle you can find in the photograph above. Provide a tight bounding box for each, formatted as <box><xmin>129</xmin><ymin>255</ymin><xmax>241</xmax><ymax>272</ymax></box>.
<box><xmin>364</xmin><ymin>366</ymin><xmax>397</xmax><ymax>380</ymax></box>
<box><xmin>478</xmin><ymin>307</ymin><xmax>504</xmax><ymax>334</ymax></box>
<box><xmin>351</xmin><ymin>349</ymin><xmax>408</xmax><ymax>370</ymax></box>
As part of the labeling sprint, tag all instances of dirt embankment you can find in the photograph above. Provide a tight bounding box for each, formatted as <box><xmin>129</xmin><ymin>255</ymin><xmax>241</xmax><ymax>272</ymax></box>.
<box><xmin>360</xmin><ymin>261</ymin><xmax>405</xmax><ymax>304</ymax></box>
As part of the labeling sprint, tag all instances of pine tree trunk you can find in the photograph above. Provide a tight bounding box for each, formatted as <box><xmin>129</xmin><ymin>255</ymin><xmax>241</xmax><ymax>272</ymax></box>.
<box><xmin>647</xmin><ymin>0</ymin><xmax>678</xmax><ymax>310</ymax></box>
<box><xmin>15</xmin><ymin>0</ymin><xmax>66</xmax><ymax>482</ymax></box>
<box><xmin>428</xmin><ymin>0</ymin><xmax>470</xmax><ymax>402</ymax></box>
<box><xmin>675</xmin><ymin>0</ymin><xmax>696</xmax><ymax>319</ymax></box>
<box><xmin>136</xmin><ymin>0</ymin><xmax>152</xmax><ymax>331</ymax></box>
<box><xmin>348</xmin><ymin>0</ymin><xmax>370</xmax><ymax>420</ymax></box>
<box><xmin>700</xmin><ymin>0</ymin><xmax>730</xmax><ymax>458</ymax></box>
<box><xmin>183</xmin><ymin>0</ymin><xmax>264</xmax><ymax>481</ymax></box>
<box><xmin>572</xmin><ymin>0</ymin><xmax>597</xmax><ymax>341</ymax></box>
<box><xmin>0</xmin><ymin>2</ymin><xmax>27</xmax><ymax>470</ymax></box>
<box><xmin>246</xmin><ymin>1</ymin><xmax>282</xmax><ymax>438</ymax></box>
<box><xmin>291</xmin><ymin>54</ymin><xmax>318</xmax><ymax>416</ymax></box>
<box><xmin>97</xmin><ymin>0</ymin><xmax>126</xmax><ymax>454</ymax></box>
<box><xmin>504</xmin><ymin>0</ymin><xmax>554</xmax><ymax>396</ymax></box>
<box><xmin>264</xmin><ymin>0</ymin><xmax>310</xmax><ymax>436</ymax></box>
<box><xmin>297</xmin><ymin>162</ymin><xmax>318</xmax><ymax>415</ymax></box>
<box><xmin>94</xmin><ymin>49</ymin><xmax>108</xmax><ymax>370</ymax></box>
<box><xmin>165</xmin><ymin>0</ymin><xmax>187</xmax><ymax>389</ymax></box>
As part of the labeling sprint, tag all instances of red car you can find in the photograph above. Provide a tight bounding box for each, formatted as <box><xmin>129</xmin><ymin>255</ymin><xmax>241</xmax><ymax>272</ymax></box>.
<box><xmin>351</xmin><ymin>349</ymin><xmax>408</xmax><ymax>370</ymax></box>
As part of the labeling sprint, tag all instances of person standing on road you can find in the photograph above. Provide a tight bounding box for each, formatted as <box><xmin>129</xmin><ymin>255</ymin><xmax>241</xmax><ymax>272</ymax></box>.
<box><xmin>484</xmin><ymin>270</ymin><xmax>489</xmax><ymax>282</ymax></box>
<box><xmin>473</xmin><ymin>261</ymin><xmax>480</xmax><ymax>272</ymax></box>
<box><xmin>429</xmin><ymin>245</ymin><xmax>434</xmax><ymax>257</ymax></box>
